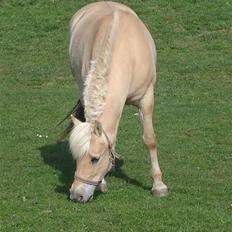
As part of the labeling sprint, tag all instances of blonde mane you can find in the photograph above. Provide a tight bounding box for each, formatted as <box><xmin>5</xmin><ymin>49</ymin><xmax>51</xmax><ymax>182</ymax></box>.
<box><xmin>83</xmin><ymin>11</ymin><xmax>118</xmax><ymax>123</ymax></box>
<box><xmin>69</xmin><ymin>11</ymin><xmax>118</xmax><ymax>160</ymax></box>
<box><xmin>69</xmin><ymin>122</ymin><xmax>92</xmax><ymax>160</ymax></box>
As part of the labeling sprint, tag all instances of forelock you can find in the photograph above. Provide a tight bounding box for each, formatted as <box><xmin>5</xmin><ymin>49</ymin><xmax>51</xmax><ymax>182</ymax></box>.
<box><xmin>69</xmin><ymin>122</ymin><xmax>92</xmax><ymax>160</ymax></box>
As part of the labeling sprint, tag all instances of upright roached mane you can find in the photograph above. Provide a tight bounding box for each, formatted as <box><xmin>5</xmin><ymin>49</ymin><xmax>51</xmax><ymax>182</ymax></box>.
<box><xmin>83</xmin><ymin>11</ymin><xmax>118</xmax><ymax>123</ymax></box>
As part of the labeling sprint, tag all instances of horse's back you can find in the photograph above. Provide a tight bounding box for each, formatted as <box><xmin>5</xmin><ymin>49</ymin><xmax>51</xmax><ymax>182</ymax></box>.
<box><xmin>70</xmin><ymin>1</ymin><xmax>136</xmax><ymax>27</ymax></box>
<box><xmin>69</xmin><ymin>2</ymin><xmax>122</xmax><ymax>85</ymax></box>
<box><xmin>69</xmin><ymin>2</ymin><xmax>156</xmax><ymax>104</ymax></box>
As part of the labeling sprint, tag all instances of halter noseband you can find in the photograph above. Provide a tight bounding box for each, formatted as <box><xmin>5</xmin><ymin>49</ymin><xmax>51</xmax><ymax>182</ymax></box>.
<box><xmin>74</xmin><ymin>127</ymin><xmax>119</xmax><ymax>186</ymax></box>
<box><xmin>74</xmin><ymin>174</ymin><xmax>102</xmax><ymax>186</ymax></box>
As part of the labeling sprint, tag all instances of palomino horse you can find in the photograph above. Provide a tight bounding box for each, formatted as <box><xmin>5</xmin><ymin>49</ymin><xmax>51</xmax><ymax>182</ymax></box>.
<box><xmin>68</xmin><ymin>1</ymin><xmax>168</xmax><ymax>202</ymax></box>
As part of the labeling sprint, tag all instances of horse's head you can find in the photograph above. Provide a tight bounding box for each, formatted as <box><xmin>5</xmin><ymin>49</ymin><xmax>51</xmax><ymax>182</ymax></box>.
<box><xmin>69</xmin><ymin>115</ymin><xmax>116</xmax><ymax>202</ymax></box>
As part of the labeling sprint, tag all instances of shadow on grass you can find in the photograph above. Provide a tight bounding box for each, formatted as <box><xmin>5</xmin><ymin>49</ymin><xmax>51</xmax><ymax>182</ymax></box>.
<box><xmin>39</xmin><ymin>141</ymin><xmax>74</xmax><ymax>196</ymax></box>
<box><xmin>39</xmin><ymin>141</ymin><xmax>150</xmax><ymax>197</ymax></box>
<box><xmin>111</xmin><ymin>159</ymin><xmax>150</xmax><ymax>191</ymax></box>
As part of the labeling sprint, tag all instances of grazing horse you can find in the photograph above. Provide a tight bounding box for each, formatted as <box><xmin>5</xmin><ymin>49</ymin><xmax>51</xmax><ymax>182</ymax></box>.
<box><xmin>68</xmin><ymin>1</ymin><xmax>168</xmax><ymax>202</ymax></box>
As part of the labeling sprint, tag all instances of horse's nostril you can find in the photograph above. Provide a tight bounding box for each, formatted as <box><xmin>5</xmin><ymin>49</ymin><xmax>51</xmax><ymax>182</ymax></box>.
<box><xmin>70</xmin><ymin>194</ymin><xmax>84</xmax><ymax>202</ymax></box>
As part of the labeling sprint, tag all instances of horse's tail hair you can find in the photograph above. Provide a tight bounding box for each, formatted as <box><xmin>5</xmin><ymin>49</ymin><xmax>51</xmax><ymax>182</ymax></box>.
<box><xmin>56</xmin><ymin>100</ymin><xmax>85</xmax><ymax>142</ymax></box>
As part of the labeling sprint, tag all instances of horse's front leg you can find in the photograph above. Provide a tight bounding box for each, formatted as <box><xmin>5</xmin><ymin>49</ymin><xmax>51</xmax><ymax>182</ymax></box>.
<box><xmin>96</xmin><ymin>178</ymin><xmax>107</xmax><ymax>193</ymax></box>
<box><xmin>139</xmin><ymin>85</ymin><xmax>168</xmax><ymax>197</ymax></box>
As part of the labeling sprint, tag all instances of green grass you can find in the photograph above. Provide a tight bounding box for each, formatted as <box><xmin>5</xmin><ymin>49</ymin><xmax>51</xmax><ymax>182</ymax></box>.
<box><xmin>0</xmin><ymin>0</ymin><xmax>232</xmax><ymax>231</ymax></box>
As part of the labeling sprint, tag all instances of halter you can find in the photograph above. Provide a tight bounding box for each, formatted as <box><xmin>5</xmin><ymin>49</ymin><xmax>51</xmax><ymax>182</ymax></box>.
<box><xmin>74</xmin><ymin>127</ymin><xmax>119</xmax><ymax>186</ymax></box>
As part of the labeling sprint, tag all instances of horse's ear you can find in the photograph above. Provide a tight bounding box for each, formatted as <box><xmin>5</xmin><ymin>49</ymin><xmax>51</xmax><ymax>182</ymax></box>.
<box><xmin>71</xmin><ymin>114</ymin><xmax>81</xmax><ymax>126</ymax></box>
<box><xmin>93</xmin><ymin>120</ymin><xmax>103</xmax><ymax>137</ymax></box>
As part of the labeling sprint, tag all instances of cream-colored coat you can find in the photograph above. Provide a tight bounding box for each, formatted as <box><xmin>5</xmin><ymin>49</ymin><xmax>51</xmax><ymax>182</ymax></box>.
<box><xmin>69</xmin><ymin>2</ymin><xmax>168</xmax><ymax>202</ymax></box>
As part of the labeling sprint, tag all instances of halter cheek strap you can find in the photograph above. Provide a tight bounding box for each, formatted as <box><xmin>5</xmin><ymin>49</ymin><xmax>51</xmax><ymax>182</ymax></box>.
<box><xmin>74</xmin><ymin>127</ymin><xmax>120</xmax><ymax>186</ymax></box>
<box><xmin>101</xmin><ymin>128</ymin><xmax>120</xmax><ymax>163</ymax></box>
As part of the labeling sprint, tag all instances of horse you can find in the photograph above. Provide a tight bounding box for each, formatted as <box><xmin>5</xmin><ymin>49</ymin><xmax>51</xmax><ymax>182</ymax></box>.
<box><xmin>68</xmin><ymin>1</ymin><xmax>168</xmax><ymax>202</ymax></box>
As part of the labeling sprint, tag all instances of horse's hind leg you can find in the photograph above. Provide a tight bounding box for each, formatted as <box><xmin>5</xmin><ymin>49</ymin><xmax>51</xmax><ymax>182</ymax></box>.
<box><xmin>139</xmin><ymin>84</ymin><xmax>168</xmax><ymax>197</ymax></box>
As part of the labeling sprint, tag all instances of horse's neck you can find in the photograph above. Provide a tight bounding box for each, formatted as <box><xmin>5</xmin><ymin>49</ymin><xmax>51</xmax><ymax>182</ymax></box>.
<box><xmin>98</xmin><ymin>96</ymin><xmax>125</xmax><ymax>145</ymax></box>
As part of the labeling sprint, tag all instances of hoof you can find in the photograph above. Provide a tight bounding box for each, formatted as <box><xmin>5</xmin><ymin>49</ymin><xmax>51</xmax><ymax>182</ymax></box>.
<box><xmin>151</xmin><ymin>187</ymin><xmax>168</xmax><ymax>197</ymax></box>
<box><xmin>96</xmin><ymin>179</ymin><xmax>107</xmax><ymax>193</ymax></box>
<box><xmin>99</xmin><ymin>183</ymin><xmax>108</xmax><ymax>193</ymax></box>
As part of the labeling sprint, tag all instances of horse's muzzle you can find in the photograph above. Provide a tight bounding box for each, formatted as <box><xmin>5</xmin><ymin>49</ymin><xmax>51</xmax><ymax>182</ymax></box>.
<box><xmin>69</xmin><ymin>183</ymin><xmax>95</xmax><ymax>203</ymax></box>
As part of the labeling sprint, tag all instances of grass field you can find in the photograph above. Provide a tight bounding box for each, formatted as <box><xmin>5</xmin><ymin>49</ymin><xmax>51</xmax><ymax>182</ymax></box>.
<box><xmin>0</xmin><ymin>0</ymin><xmax>232</xmax><ymax>231</ymax></box>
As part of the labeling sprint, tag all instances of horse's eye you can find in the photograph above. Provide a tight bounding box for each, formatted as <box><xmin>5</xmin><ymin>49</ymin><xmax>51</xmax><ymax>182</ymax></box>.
<box><xmin>91</xmin><ymin>157</ymin><xmax>99</xmax><ymax>165</ymax></box>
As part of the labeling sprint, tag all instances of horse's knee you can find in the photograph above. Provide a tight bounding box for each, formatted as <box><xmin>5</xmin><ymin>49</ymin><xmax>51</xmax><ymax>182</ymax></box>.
<box><xmin>143</xmin><ymin>135</ymin><xmax>156</xmax><ymax>150</ymax></box>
